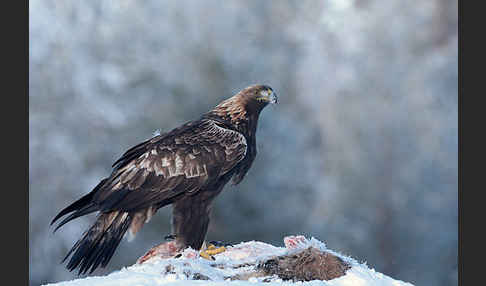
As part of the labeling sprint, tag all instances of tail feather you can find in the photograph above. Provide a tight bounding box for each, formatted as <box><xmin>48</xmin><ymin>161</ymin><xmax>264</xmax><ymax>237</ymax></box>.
<box><xmin>51</xmin><ymin>179</ymin><xmax>108</xmax><ymax>226</ymax></box>
<box><xmin>51</xmin><ymin>192</ymin><xmax>94</xmax><ymax>226</ymax></box>
<box><xmin>54</xmin><ymin>204</ymin><xmax>99</xmax><ymax>232</ymax></box>
<box><xmin>64</xmin><ymin>211</ymin><xmax>133</xmax><ymax>275</ymax></box>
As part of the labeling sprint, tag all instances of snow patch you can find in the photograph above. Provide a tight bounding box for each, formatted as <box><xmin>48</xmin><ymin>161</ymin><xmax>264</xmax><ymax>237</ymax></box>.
<box><xmin>43</xmin><ymin>236</ymin><xmax>414</xmax><ymax>286</ymax></box>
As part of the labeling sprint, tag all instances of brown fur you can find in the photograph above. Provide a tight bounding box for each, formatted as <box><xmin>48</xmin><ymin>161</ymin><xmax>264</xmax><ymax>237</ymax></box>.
<box><xmin>258</xmin><ymin>247</ymin><xmax>351</xmax><ymax>281</ymax></box>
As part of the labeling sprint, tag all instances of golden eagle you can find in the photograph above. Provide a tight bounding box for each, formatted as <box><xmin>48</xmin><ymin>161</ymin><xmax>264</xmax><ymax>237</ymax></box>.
<box><xmin>51</xmin><ymin>84</ymin><xmax>277</xmax><ymax>274</ymax></box>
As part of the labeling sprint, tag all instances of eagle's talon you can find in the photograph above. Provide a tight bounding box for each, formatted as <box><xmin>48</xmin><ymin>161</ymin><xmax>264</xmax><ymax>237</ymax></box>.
<box><xmin>199</xmin><ymin>241</ymin><xmax>227</xmax><ymax>260</ymax></box>
<box><xmin>199</xmin><ymin>250</ymin><xmax>215</xmax><ymax>260</ymax></box>
<box><xmin>202</xmin><ymin>247</ymin><xmax>226</xmax><ymax>257</ymax></box>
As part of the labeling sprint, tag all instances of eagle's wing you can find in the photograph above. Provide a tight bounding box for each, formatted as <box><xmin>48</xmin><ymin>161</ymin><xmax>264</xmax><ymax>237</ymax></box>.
<box><xmin>95</xmin><ymin>119</ymin><xmax>246</xmax><ymax>212</ymax></box>
<box><xmin>51</xmin><ymin>119</ymin><xmax>247</xmax><ymax>229</ymax></box>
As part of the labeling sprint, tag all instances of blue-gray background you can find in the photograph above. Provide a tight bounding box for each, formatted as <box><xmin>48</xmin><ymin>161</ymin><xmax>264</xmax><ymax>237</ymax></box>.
<box><xmin>29</xmin><ymin>1</ymin><xmax>458</xmax><ymax>285</ymax></box>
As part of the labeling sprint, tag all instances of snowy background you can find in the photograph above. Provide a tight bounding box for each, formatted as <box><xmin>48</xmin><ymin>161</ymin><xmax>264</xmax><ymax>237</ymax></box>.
<box><xmin>29</xmin><ymin>1</ymin><xmax>457</xmax><ymax>286</ymax></box>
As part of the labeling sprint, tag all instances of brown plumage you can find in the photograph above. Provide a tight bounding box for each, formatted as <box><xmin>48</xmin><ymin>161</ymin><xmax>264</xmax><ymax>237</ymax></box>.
<box><xmin>51</xmin><ymin>84</ymin><xmax>277</xmax><ymax>275</ymax></box>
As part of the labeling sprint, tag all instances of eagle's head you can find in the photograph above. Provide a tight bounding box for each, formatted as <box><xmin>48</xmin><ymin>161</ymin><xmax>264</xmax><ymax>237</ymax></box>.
<box><xmin>229</xmin><ymin>84</ymin><xmax>278</xmax><ymax>117</ymax></box>
<box><xmin>208</xmin><ymin>84</ymin><xmax>277</xmax><ymax>128</ymax></box>
<box><xmin>238</xmin><ymin>84</ymin><xmax>278</xmax><ymax>106</ymax></box>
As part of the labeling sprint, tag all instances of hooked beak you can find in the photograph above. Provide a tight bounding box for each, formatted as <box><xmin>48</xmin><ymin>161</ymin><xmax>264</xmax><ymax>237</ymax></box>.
<box><xmin>269</xmin><ymin>91</ymin><xmax>278</xmax><ymax>104</ymax></box>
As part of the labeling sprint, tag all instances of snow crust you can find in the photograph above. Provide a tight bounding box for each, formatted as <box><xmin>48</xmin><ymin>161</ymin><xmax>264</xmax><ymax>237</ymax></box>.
<box><xmin>44</xmin><ymin>237</ymin><xmax>414</xmax><ymax>286</ymax></box>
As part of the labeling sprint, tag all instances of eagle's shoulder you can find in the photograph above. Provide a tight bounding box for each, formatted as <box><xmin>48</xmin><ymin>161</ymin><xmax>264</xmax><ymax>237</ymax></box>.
<box><xmin>110</xmin><ymin>119</ymin><xmax>201</xmax><ymax>171</ymax></box>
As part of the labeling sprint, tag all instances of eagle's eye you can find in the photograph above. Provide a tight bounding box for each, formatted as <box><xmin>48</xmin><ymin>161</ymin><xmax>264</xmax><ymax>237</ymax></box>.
<box><xmin>257</xmin><ymin>89</ymin><xmax>270</xmax><ymax>101</ymax></box>
<box><xmin>255</xmin><ymin>88</ymin><xmax>277</xmax><ymax>104</ymax></box>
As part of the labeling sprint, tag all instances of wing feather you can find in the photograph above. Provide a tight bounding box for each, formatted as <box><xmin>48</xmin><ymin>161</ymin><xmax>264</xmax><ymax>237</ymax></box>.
<box><xmin>90</xmin><ymin>119</ymin><xmax>247</xmax><ymax>212</ymax></box>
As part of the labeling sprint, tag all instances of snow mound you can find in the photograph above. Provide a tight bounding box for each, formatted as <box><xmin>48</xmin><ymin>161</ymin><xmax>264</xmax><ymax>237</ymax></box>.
<box><xmin>43</xmin><ymin>236</ymin><xmax>414</xmax><ymax>286</ymax></box>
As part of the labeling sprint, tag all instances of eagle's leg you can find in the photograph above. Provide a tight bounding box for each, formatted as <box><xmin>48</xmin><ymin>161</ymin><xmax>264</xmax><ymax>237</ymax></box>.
<box><xmin>172</xmin><ymin>196</ymin><xmax>211</xmax><ymax>249</ymax></box>
<box><xmin>172</xmin><ymin>194</ymin><xmax>230</xmax><ymax>260</ymax></box>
